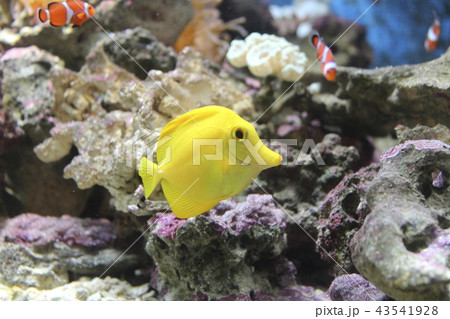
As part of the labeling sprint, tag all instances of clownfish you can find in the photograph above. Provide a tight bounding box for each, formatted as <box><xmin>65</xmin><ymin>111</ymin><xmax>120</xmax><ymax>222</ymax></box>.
<box><xmin>310</xmin><ymin>32</ymin><xmax>337</xmax><ymax>82</ymax></box>
<box><xmin>139</xmin><ymin>105</ymin><xmax>282</xmax><ymax>219</ymax></box>
<box><xmin>424</xmin><ymin>12</ymin><xmax>440</xmax><ymax>52</ymax></box>
<box><xmin>37</xmin><ymin>1</ymin><xmax>95</xmax><ymax>27</ymax></box>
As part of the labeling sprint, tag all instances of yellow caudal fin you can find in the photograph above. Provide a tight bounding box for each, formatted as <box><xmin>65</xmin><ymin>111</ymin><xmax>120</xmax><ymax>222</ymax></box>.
<box><xmin>139</xmin><ymin>157</ymin><xmax>161</xmax><ymax>199</ymax></box>
<box><xmin>161</xmin><ymin>179</ymin><xmax>220</xmax><ymax>219</ymax></box>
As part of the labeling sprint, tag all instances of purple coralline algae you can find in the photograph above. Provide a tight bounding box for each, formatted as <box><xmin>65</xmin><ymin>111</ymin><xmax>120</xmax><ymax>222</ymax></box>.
<box><xmin>0</xmin><ymin>213</ymin><xmax>141</xmax><ymax>290</ymax></box>
<box><xmin>327</xmin><ymin>274</ymin><xmax>387</xmax><ymax>301</ymax></box>
<box><xmin>208</xmin><ymin>194</ymin><xmax>286</xmax><ymax>234</ymax></box>
<box><xmin>146</xmin><ymin>194</ymin><xmax>298</xmax><ymax>300</ymax></box>
<box><xmin>350</xmin><ymin>139</ymin><xmax>450</xmax><ymax>300</ymax></box>
<box><xmin>380</xmin><ymin>139</ymin><xmax>449</xmax><ymax>160</ymax></box>
<box><xmin>0</xmin><ymin>213</ymin><xmax>117</xmax><ymax>247</ymax></box>
<box><xmin>150</xmin><ymin>213</ymin><xmax>188</xmax><ymax>241</ymax></box>
<box><xmin>317</xmin><ymin>164</ymin><xmax>380</xmax><ymax>275</ymax></box>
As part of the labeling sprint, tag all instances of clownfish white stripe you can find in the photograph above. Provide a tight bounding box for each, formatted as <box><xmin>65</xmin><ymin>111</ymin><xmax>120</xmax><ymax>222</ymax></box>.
<box><xmin>424</xmin><ymin>12</ymin><xmax>440</xmax><ymax>52</ymax></box>
<box><xmin>36</xmin><ymin>1</ymin><xmax>96</xmax><ymax>28</ymax></box>
<box><xmin>323</xmin><ymin>61</ymin><xmax>337</xmax><ymax>76</ymax></box>
<box><xmin>427</xmin><ymin>27</ymin><xmax>439</xmax><ymax>42</ymax></box>
<box><xmin>62</xmin><ymin>1</ymin><xmax>74</xmax><ymax>25</ymax></box>
<box><xmin>321</xmin><ymin>46</ymin><xmax>330</xmax><ymax>63</ymax></box>
<box><xmin>84</xmin><ymin>2</ymin><xmax>91</xmax><ymax>17</ymax></box>
<box><xmin>310</xmin><ymin>31</ymin><xmax>337</xmax><ymax>82</ymax></box>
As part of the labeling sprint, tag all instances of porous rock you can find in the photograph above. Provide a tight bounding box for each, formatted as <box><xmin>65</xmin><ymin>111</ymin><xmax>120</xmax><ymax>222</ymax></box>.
<box><xmin>395</xmin><ymin>124</ymin><xmax>450</xmax><ymax>145</ymax></box>
<box><xmin>310</xmin><ymin>48</ymin><xmax>450</xmax><ymax>136</ymax></box>
<box><xmin>0</xmin><ymin>35</ymin><xmax>254</xmax><ymax>214</ymax></box>
<box><xmin>317</xmin><ymin>163</ymin><xmax>380</xmax><ymax>275</ymax></box>
<box><xmin>327</xmin><ymin>274</ymin><xmax>387</xmax><ymax>301</ymax></box>
<box><xmin>0</xmin><ymin>23</ymin><xmax>102</xmax><ymax>71</ymax></box>
<box><xmin>350</xmin><ymin>140</ymin><xmax>450</xmax><ymax>300</ymax></box>
<box><xmin>0</xmin><ymin>276</ymin><xmax>154</xmax><ymax>301</ymax></box>
<box><xmin>0</xmin><ymin>46</ymin><xmax>93</xmax><ymax>216</ymax></box>
<box><xmin>255</xmin><ymin>133</ymin><xmax>360</xmax><ymax>210</ymax></box>
<box><xmin>97</xmin><ymin>0</ymin><xmax>193</xmax><ymax>46</ymax></box>
<box><xmin>0</xmin><ymin>213</ymin><xmax>140</xmax><ymax>290</ymax></box>
<box><xmin>146</xmin><ymin>194</ymin><xmax>288</xmax><ymax>300</ymax></box>
<box><xmin>101</xmin><ymin>27</ymin><xmax>177</xmax><ymax>79</ymax></box>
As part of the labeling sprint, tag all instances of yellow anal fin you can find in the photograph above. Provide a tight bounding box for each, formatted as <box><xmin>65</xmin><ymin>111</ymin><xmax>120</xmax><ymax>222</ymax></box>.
<box><xmin>161</xmin><ymin>179</ymin><xmax>220</xmax><ymax>219</ymax></box>
<box><xmin>139</xmin><ymin>157</ymin><xmax>161</xmax><ymax>199</ymax></box>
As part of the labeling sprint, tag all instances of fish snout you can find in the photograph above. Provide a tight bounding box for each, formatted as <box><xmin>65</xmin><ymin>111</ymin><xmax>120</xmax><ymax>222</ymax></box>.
<box><xmin>260</xmin><ymin>145</ymin><xmax>282</xmax><ymax>168</ymax></box>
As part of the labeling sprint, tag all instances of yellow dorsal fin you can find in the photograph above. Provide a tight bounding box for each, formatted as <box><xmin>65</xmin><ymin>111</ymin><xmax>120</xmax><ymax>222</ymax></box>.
<box><xmin>157</xmin><ymin>105</ymin><xmax>229</xmax><ymax>162</ymax></box>
<box><xmin>161</xmin><ymin>179</ymin><xmax>220</xmax><ymax>219</ymax></box>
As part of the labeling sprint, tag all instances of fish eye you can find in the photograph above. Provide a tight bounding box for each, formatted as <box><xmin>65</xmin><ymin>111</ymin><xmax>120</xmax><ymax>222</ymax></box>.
<box><xmin>232</xmin><ymin>127</ymin><xmax>247</xmax><ymax>141</ymax></box>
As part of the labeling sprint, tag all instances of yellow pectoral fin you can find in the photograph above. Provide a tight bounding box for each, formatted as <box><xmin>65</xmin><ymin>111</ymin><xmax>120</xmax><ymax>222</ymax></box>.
<box><xmin>138</xmin><ymin>157</ymin><xmax>161</xmax><ymax>198</ymax></box>
<box><xmin>161</xmin><ymin>179</ymin><xmax>220</xmax><ymax>219</ymax></box>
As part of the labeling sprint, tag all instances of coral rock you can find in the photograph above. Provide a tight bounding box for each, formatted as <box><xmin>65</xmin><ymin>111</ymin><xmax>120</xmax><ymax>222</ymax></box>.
<box><xmin>0</xmin><ymin>213</ymin><xmax>117</xmax><ymax>247</ymax></box>
<box><xmin>0</xmin><ymin>276</ymin><xmax>154</xmax><ymax>301</ymax></box>
<box><xmin>395</xmin><ymin>124</ymin><xmax>450</xmax><ymax>145</ymax></box>
<box><xmin>327</xmin><ymin>274</ymin><xmax>387</xmax><ymax>301</ymax></box>
<box><xmin>0</xmin><ymin>46</ymin><xmax>93</xmax><ymax>216</ymax></box>
<box><xmin>317</xmin><ymin>164</ymin><xmax>380</xmax><ymax>275</ymax></box>
<box><xmin>34</xmin><ymin>45</ymin><xmax>253</xmax><ymax>212</ymax></box>
<box><xmin>97</xmin><ymin>0</ymin><xmax>193</xmax><ymax>47</ymax></box>
<box><xmin>0</xmin><ymin>214</ymin><xmax>141</xmax><ymax>290</ymax></box>
<box><xmin>227</xmin><ymin>33</ymin><xmax>308</xmax><ymax>82</ymax></box>
<box><xmin>101</xmin><ymin>27</ymin><xmax>177</xmax><ymax>80</ymax></box>
<box><xmin>310</xmin><ymin>48</ymin><xmax>450</xmax><ymax>136</ymax></box>
<box><xmin>146</xmin><ymin>194</ymin><xmax>287</xmax><ymax>300</ymax></box>
<box><xmin>350</xmin><ymin>140</ymin><xmax>450</xmax><ymax>300</ymax></box>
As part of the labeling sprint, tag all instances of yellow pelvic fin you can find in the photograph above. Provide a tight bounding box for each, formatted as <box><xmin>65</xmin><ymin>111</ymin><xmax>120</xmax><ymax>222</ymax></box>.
<box><xmin>161</xmin><ymin>179</ymin><xmax>220</xmax><ymax>219</ymax></box>
<box><xmin>138</xmin><ymin>157</ymin><xmax>161</xmax><ymax>199</ymax></box>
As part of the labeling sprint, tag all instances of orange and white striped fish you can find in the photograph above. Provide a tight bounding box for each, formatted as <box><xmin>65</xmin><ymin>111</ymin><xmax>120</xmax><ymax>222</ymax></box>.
<box><xmin>311</xmin><ymin>32</ymin><xmax>336</xmax><ymax>82</ymax></box>
<box><xmin>424</xmin><ymin>12</ymin><xmax>440</xmax><ymax>52</ymax></box>
<box><xmin>37</xmin><ymin>1</ymin><xmax>95</xmax><ymax>27</ymax></box>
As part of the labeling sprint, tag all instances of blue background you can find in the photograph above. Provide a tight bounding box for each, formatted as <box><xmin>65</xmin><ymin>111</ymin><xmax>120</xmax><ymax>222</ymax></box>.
<box><xmin>263</xmin><ymin>0</ymin><xmax>450</xmax><ymax>67</ymax></box>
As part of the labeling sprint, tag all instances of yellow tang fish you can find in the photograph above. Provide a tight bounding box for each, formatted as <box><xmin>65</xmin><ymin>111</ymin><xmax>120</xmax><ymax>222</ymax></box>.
<box><xmin>139</xmin><ymin>105</ymin><xmax>282</xmax><ymax>219</ymax></box>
